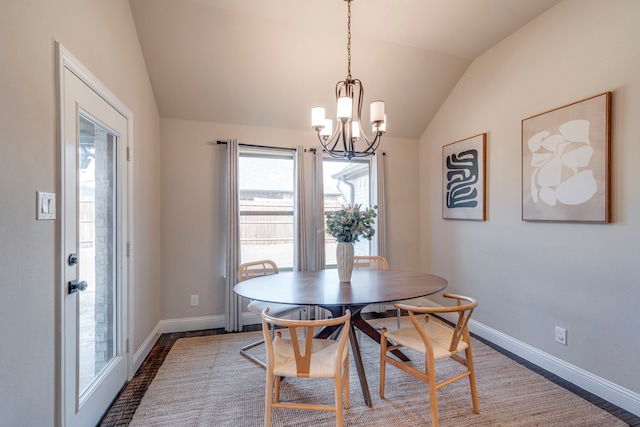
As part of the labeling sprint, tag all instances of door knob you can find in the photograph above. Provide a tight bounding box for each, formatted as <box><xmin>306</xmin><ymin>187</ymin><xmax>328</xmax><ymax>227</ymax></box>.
<box><xmin>68</xmin><ymin>253</ymin><xmax>78</xmax><ymax>266</ymax></box>
<box><xmin>68</xmin><ymin>280</ymin><xmax>88</xmax><ymax>294</ymax></box>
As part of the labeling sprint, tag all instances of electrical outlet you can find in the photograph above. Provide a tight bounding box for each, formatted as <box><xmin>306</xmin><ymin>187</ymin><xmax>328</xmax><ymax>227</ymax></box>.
<box><xmin>555</xmin><ymin>326</ymin><xmax>567</xmax><ymax>345</ymax></box>
<box><xmin>190</xmin><ymin>295</ymin><xmax>199</xmax><ymax>307</ymax></box>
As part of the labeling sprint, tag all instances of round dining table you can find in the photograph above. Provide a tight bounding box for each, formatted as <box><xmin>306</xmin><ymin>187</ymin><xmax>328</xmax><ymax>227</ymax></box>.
<box><xmin>234</xmin><ymin>268</ymin><xmax>448</xmax><ymax>407</ymax></box>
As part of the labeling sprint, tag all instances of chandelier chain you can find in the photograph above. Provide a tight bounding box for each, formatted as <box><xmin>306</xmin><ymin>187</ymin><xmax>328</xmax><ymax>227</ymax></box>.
<box><xmin>347</xmin><ymin>0</ymin><xmax>351</xmax><ymax>78</ymax></box>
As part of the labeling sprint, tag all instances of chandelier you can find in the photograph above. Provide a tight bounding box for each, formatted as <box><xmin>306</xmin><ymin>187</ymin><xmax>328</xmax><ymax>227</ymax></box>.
<box><xmin>311</xmin><ymin>0</ymin><xmax>386</xmax><ymax>160</ymax></box>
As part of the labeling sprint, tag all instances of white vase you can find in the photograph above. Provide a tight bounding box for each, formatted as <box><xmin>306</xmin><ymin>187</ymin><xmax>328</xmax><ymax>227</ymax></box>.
<box><xmin>336</xmin><ymin>242</ymin><xmax>354</xmax><ymax>282</ymax></box>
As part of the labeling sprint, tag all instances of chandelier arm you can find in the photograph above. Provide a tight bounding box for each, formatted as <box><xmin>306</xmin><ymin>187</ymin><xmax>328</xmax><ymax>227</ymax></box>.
<box><xmin>332</xmin><ymin>128</ymin><xmax>344</xmax><ymax>152</ymax></box>
<box><xmin>329</xmin><ymin>121</ymin><xmax>341</xmax><ymax>146</ymax></box>
<box><xmin>335</xmin><ymin>80</ymin><xmax>345</xmax><ymax>100</ymax></box>
<box><xmin>351</xmin><ymin>133</ymin><xmax>381</xmax><ymax>158</ymax></box>
<box><xmin>323</xmin><ymin>133</ymin><xmax>353</xmax><ymax>159</ymax></box>
<box><xmin>353</xmin><ymin>77</ymin><xmax>364</xmax><ymax>134</ymax></box>
<box><xmin>359</xmin><ymin>130</ymin><xmax>375</xmax><ymax>146</ymax></box>
<box><xmin>353</xmin><ymin>78</ymin><xmax>383</xmax><ymax>147</ymax></box>
<box><xmin>341</xmin><ymin>122</ymin><xmax>352</xmax><ymax>158</ymax></box>
<box><xmin>357</xmin><ymin>124</ymin><xmax>382</xmax><ymax>147</ymax></box>
<box><xmin>318</xmin><ymin>133</ymin><xmax>339</xmax><ymax>153</ymax></box>
<box><xmin>316</xmin><ymin>118</ymin><xmax>344</xmax><ymax>153</ymax></box>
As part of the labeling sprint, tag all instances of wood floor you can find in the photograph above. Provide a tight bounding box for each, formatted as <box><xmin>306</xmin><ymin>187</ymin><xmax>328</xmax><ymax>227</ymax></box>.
<box><xmin>98</xmin><ymin>312</ymin><xmax>640</xmax><ymax>426</ymax></box>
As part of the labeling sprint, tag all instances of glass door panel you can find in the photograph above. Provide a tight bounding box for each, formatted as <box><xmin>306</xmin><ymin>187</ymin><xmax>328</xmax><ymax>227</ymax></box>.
<box><xmin>78</xmin><ymin>115</ymin><xmax>117</xmax><ymax>397</ymax></box>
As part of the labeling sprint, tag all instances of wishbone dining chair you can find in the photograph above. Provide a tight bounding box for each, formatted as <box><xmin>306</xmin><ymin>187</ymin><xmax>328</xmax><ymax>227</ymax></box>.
<box><xmin>261</xmin><ymin>308</ymin><xmax>351</xmax><ymax>427</ymax></box>
<box><xmin>238</xmin><ymin>260</ymin><xmax>306</xmax><ymax>368</ymax></box>
<box><xmin>380</xmin><ymin>294</ymin><xmax>480</xmax><ymax>427</ymax></box>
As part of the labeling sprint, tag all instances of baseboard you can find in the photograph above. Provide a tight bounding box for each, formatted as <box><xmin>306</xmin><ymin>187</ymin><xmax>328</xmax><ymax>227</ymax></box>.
<box><xmin>159</xmin><ymin>312</ymin><xmax>286</xmax><ymax>333</ymax></box>
<box><xmin>131</xmin><ymin>316</ymin><xmax>225</xmax><ymax>377</ymax></box>
<box><xmin>160</xmin><ymin>315</ymin><xmax>226</xmax><ymax>333</ymax></box>
<box><xmin>469</xmin><ymin>319</ymin><xmax>640</xmax><ymax>416</ymax></box>
<box><xmin>132</xmin><ymin>322</ymin><xmax>162</xmax><ymax>374</ymax></box>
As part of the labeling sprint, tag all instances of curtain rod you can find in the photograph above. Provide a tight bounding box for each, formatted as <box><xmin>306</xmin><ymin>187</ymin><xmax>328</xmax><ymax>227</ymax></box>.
<box><xmin>215</xmin><ymin>141</ymin><xmax>384</xmax><ymax>155</ymax></box>
<box><xmin>310</xmin><ymin>148</ymin><xmax>385</xmax><ymax>156</ymax></box>
<box><xmin>216</xmin><ymin>140</ymin><xmax>297</xmax><ymax>152</ymax></box>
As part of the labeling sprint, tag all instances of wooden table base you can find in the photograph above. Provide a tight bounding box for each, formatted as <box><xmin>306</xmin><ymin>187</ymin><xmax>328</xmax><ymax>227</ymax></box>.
<box><xmin>316</xmin><ymin>305</ymin><xmax>409</xmax><ymax>408</ymax></box>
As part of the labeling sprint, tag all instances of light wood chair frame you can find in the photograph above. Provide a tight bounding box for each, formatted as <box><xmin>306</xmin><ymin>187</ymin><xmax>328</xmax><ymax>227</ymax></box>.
<box><xmin>352</xmin><ymin>255</ymin><xmax>389</xmax><ymax>271</ymax></box>
<box><xmin>379</xmin><ymin>293</ymin><xmax>479</xmax><ymax>427</ymax></box>
<box><xmin>238</xmin><ymin>260</ymin><xmax>306</xmax><ymax>368</ymax></box>
<box><xmin>353</xmin><ymin>256</ymin><xmax>405</xmax><ymax>328</ymax></box>
<box><xmin>261</xmin><ymin>308</ymin><xmax>351</xmax><ymax>427</ymax></box>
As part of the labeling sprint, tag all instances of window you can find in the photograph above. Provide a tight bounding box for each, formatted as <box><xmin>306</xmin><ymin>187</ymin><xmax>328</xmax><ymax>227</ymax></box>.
<box><xmin>323</xmin><ymin>157</ymin><xmax>372</xmax><ymax>266</ymax></box>
<box><xmin>238</xmin><ymin>150</ymin><xmax>295</xmax><ymax>269</ymax></box>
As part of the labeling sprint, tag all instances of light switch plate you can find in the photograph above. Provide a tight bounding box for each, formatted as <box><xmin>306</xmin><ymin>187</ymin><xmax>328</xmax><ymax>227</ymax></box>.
<box><xmin>36</xmin><ymin>191</ymin><xmax>56</xmax><ymax>220</ymax></box>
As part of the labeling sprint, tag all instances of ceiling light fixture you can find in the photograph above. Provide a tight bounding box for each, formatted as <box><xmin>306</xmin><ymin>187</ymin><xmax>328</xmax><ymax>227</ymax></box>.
<box><xmin>311</xmin><ymin>0</ymin><xmax>386</xmax><ymax>160</ymax></box>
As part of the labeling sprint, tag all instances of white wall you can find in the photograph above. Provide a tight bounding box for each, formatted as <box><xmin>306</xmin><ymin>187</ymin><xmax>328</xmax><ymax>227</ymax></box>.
<box><xmin>0</xmin><ymin>1</ymin><xmax>161</xmax><ymax>425</ymax></box>
<box><xmin>420</xmin><ymin>0</ymin><xmax>640</xmax><ymax>401</ymax></box>
<box><xmin>159</xmin><ymin>118</ymin><xmax>420</xmax><ymax>321</ymax></box>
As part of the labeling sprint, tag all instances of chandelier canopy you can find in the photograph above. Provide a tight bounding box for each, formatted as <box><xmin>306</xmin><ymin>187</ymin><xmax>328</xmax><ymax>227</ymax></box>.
<box><xmin>311</xmin><ymin>0</ymin><xmax>386</xmax><ymax>160</ymax></box>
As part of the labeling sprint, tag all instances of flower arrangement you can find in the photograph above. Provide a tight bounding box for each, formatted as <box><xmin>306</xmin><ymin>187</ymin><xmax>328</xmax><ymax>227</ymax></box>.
<box><xmin>325</xmin><ymin>204</ymin><xmax>377</xmax><ymax>243</ymax></box>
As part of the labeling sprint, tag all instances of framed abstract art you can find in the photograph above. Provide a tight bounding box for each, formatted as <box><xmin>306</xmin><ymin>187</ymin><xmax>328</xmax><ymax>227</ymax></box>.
<box><xmin>522</xmin><ymin>92</ymin><xmax>611</xmax><ymax>222</ymax></box>
<box><xmin>442</xmin><ymin>133</ymin><xmax>486</xmax><ymax>220</ymax></box>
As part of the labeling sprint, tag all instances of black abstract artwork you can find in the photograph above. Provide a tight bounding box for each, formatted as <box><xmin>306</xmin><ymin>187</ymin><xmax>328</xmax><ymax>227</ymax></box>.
<box><xmin>442</xmin><ymin>134</ymin><xmax>486</xmax><ymax>220</ymax></box>
<box><xmin>446</xmin><ymin>149</ymin><xmax>479</xmax><ymax>209</ymax></box>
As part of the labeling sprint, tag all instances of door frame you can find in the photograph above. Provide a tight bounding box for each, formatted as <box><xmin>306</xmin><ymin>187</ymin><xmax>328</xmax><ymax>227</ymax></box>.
<box><xmin>56</xmin><ymin>42</ymin><xmax>134</xmax><ymax>425</ymax></box>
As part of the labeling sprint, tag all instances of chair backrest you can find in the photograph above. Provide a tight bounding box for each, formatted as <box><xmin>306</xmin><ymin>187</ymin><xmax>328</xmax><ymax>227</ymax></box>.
<box><xmin>395</xmin><ymin>293</ymin><xmax>477</xmax><ymax>353</ymax></box>
<box><xmin>261</xmin><ymin>308</ymin><xmax>351</xmax><ymax>376</ymax></box>
<box><xmin>353</xmin><ymin>255</ymin><xmax>389</xmax><ymax>270</ymax></box>
<box><xmin>237</xmin><ymin>260</ymin><xmax>279</xmax><ymax>282</ymax></box>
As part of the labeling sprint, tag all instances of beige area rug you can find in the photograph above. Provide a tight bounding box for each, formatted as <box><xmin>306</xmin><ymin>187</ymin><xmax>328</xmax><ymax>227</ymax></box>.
<box><xmin>130</xmin><ymin>318</ymin><xmax>626</xmax><ymax>426</ymax></box>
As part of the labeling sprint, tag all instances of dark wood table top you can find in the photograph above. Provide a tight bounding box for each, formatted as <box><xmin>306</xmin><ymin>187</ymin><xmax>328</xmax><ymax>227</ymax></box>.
<box><xmin>233</xmin><ymin>269</ymin><xmax>448</xmax><ymax>307</ymax></box>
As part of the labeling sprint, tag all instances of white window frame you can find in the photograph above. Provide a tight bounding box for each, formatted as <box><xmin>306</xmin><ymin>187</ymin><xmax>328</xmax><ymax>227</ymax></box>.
<box><xmin>238</xmin><ymin>148</ymin><xmax>296</xmax><ymax>271</ymax></box>
<box><xmin>322</xmin><ymin>156</ymin><xmax>375</xmax><ymax>267</ymax></box>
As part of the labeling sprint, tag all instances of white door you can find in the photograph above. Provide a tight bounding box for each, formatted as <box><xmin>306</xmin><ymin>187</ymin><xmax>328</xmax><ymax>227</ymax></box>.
<box><xmin>59</xmin><ymin>46</ymin><xmax>130</xmax><ymax>427</ymax></box>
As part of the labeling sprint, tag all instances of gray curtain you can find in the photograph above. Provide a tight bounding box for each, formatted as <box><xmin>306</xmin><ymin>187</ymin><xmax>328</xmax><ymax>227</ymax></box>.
<box><xmin>374</xmin><ymin>152</ymin><xmax>387</xmax><ymax>259</ymax></box>
<box><xmin>294</xmin><ymin>145</ymin><xmax>309</xmax><ymax>272</ymax></box>
<box><xmin>373</xmin><ymin>151</ymin><xmax>389</xmax><ymax>312</ymax></box>
<box><xmin>224</xmin><ymin>139</ymin><xmax>242</xmax><ymax>332</ymax></box>
<box><xmin>313</xmin><ymin>148</ymin><xmax>328</xmax><ymax>319</ymax></box>
<box><xmin>313</xmin><ymin>147</ymin><xmax>326</xmax><ymax>271</ymax></box>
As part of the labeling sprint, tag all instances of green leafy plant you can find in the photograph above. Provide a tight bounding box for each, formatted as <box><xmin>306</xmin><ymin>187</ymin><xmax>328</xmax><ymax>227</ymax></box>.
<box><xmin>325</xmin><ymin>204</ymin><xmax>377</xmax><ymax>243</ymax></box>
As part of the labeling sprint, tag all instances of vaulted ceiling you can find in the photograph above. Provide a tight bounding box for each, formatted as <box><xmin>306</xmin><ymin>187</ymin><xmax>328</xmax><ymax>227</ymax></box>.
<box><xmin>129</xmin><ymin>0</ymin><xmax>561</xmax><ymax>139</ymax></box>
